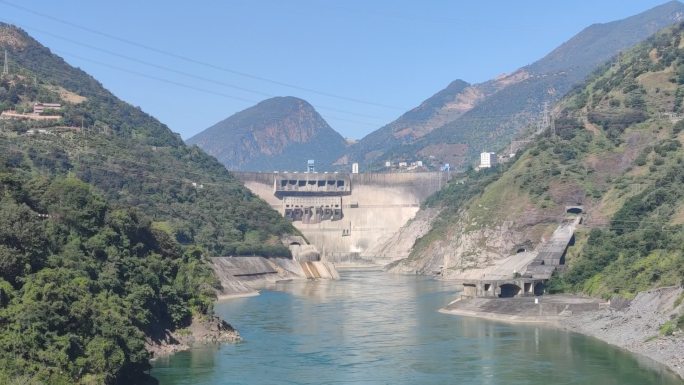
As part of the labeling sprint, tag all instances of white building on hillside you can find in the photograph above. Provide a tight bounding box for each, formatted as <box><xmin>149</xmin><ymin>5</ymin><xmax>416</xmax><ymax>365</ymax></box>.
<box><xmin>480</xmin><ymin>152</ymin><xmax>497</xmax><ymax>168</ymax></box>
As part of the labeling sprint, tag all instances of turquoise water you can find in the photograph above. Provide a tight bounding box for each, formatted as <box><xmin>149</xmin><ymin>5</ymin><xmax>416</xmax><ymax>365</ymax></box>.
<box><xmin>152</xmin><ymin>270</ymin><xmax>683</xmax><ymax>385</ymax></box>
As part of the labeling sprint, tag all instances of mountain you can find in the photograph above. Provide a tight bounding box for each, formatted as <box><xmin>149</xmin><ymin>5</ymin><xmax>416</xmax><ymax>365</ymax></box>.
<box><xmin>0</xmin><ymin>23</ymin><xmax>295</xmax><ymax>257</ymax></box>
<box><xmin>0</xmin><ymin>23</ymin><xmax>296</xmax><ymax>383</ymax></box>
<box><xmin>188</xmin><ymin>97</ymin><xmax>348</xmax><ymax>171</ymax></box>
<box><xmin>346</xmin><ymin>79</ymin><xmax>472</xmax><ymax>163</ymax></box>
<box><xmin>348</xmin><ymin>1</ymin><xmax>684</xmax><ymax>170</ymax></box>
<box><xmin>393</xmin><ymin>21</ymin><xmax>684</xmax><ymax>306</ymax></box>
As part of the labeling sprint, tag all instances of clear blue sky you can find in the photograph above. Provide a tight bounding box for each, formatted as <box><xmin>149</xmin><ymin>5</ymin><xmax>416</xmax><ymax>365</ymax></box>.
<box><xmin>0</xmin><ymin>0</ymin><xmax>673</xmax><ymax>139</ymax></box>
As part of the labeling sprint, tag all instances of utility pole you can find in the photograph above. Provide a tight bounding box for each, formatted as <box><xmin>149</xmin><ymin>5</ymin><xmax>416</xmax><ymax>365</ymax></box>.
<box><xmin>542</xmin><ymin>101</ymin><xmax>555</xmax><ymax>138</ymax></box>
<box><xmin>542</xmin><ymin>101</ymin><xmax>550</xmax><ymax>131</ymax></box>
<box><xmin>2</xmin><ymin>50</ymin><xmax>8</xmax><ymax>76</ymax></box>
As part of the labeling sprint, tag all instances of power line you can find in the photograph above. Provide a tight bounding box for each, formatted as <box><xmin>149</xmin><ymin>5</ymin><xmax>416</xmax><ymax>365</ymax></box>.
<box><xmin>0</xmin><ymin>0</ymin><xmax>406</xmax><ymax>111</ymax></box>
<box><xmin>1</xmin><ymin>138</ymin><xmax>683</xmax><ymax>235</ymax></box>
<box><xmin>54</xmin><ymin>51</ymin><xmax>384</xmax><ymax>128</ymax></box>
<box><xmin>9</xmin><ymin>22</ymin><xmax>387</xmax><ymax>123</ymax></box>
<box><xmin>0</xmin><ymin>19</ymin><xmax>558</xmax><ymax>128</ymax></box>
<box><xmin>6</xmin><ymin>39</ymin><xmax>547</xmax><ymax>128</ymax></box>
<box><xmin>54</xmin><ymin>50</ymin><xmax>259</xmax><ymax>104</ymax></box>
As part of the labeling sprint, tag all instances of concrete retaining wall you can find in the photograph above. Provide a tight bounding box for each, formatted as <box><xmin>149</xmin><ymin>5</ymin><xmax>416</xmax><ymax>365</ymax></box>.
<box><xmin>210</xmin><ymin>256</ymin><xmax>339</xmax><ymax>297</ymax></box>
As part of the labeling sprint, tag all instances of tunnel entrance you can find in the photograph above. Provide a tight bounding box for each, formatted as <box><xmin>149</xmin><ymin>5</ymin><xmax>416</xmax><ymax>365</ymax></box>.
<box><xmin>462</xmin><ymin>283</ymin><xmax>477</xmax><ymax>297</ymax></box>
<box><xmin>499</xmin><ymin>284</ymin><xmax>522</xmax><ymax>298</ymax></box>
<box><xmin>534</xmin><ymin>282</ymin><xmax>544</xmax><ymax>296</ymax></box>
<box><xmin>566</xmin><ymin>206</ymin><xmax>583</xmax><ymax>214</ymax></box>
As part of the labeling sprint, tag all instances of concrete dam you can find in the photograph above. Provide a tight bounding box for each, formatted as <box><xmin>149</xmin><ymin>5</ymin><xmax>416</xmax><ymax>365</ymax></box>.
<box><xmin>235</xmin><ymin>171</ymin><xmax>450</xmax><ymax>263</ymax></box>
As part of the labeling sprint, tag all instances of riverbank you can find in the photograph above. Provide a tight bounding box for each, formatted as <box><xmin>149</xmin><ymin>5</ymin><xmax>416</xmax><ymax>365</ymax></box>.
<box><xmin>441</xmin><ymin>287</ymin><xmax>684</xmax><ymax>379</ymax></box>
<box><xmin>146</xmin><ymin>315</ymin><xmax>241</xmax><ymax>360</ymax></box>
<box><xmin>559</xmin><ymin>287</ymin><xmax>684</xmax><ymax>380</ymax></box>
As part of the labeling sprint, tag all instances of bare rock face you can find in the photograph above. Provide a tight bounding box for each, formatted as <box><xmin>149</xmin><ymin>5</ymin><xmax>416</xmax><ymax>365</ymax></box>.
<box><xmin>187</xmin><ymin>96</ymin><xmax>347</xmax><ymax>171</ymax></box>
<box><xmin>187</xmin><ymin>315</ymin><xmax>241</xmax><ymax>344</ymax></box>
<box><xmin>388</xmin><ymin>208</ymin><xmax>557</xmax><ymax>277</ymax></box>
<box><xmin>146</xmin><ymin>316</ymin><xmax>241</xmax><ymax>360</ymax></box>
<box><xmin>370</xmin><ymin>208</ymin><xmax>439</xmax><ymax>264</ymax></box>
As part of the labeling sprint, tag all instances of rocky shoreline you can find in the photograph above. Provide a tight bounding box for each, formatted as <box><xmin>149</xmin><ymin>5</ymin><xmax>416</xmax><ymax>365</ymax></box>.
<box><xmin>558</xmin><ymin>287</ymin><xmax>684</xmax><ymax>380</ymax></box>
<box><xmin>442</xmin><ymin>287</ymin><xmax>684</xmax><ymax>380</ymax></box>
<box><xmin>145</xmin><ymin>315</ymin><xmax>241</xmax><ymax>360</ymax></box>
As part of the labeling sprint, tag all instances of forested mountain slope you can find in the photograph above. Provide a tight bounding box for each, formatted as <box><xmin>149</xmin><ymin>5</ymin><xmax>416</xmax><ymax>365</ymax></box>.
<box><xmin>396</xmin><ymin>22</ymin><xmax>684</xmax><ymax>311</ymax></box>
<box><xmin>0</xmin><ymin>23</ymin><xmax>296</xmax><ymax>384</ymax></box>
<box><xmin>0</xmin><ymin>23</ymin><xmax>296</xmax><ymax>257</ymax></box>
<box><xmin>0</xmin><ymin>169</ymin><xmax>216</xmax><ymax>384</ymax></box>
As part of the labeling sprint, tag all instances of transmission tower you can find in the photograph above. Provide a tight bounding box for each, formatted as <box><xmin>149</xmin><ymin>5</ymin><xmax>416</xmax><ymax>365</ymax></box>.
<box><xmin>2</xmin><ymin>50</ymin><xmax>8</xmax><ymax>76</ymax></box>
<box><xmin>541</xmin><ymin>101</ymin><xmax>556</xmax><ymax>137</ymax></box>
<box><xmin>541</xmin><ymin>101</ymin><xmax>550</xmax><ymax>129</ymax></box>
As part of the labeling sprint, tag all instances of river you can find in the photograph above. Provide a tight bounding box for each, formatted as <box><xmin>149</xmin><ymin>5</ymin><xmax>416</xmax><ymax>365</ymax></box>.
<box><xmin>151</xmin><ymin>270</ymin><xmax>683</xmax><ymax>385</ymax></box>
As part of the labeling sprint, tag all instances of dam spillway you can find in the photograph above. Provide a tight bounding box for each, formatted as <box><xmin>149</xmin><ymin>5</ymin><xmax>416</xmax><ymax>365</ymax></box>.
<box><xmin>234</xmin><ymin>171</ymin><xmax>450</xmax><ymax>263</ymax></box>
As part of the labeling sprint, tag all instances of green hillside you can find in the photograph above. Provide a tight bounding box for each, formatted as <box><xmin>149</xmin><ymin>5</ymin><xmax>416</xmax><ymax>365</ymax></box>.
<box><xmin>0</xmin><ymin>23</ymin><xmax>296</xmax><ymax>257</ymax></box>
<box><xmin>0</xmin><ymin>168</ymin><xmax>215</xmax><ymax>384</ymax></box>
<box><xmin>0</xmin><ymin>23</ymin><xmax>298</xmax><ymax>384</ymax></box>
<box><xmin>410</xmin><ymin>22</ymin><xmax>684</xmax><ymax>308</ymax></box>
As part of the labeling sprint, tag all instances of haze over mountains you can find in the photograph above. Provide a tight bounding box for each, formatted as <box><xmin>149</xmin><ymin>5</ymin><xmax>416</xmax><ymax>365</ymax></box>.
<box><xmin>346</xmin><ymin>0</ymin><xmax>684</xmax><ymax>170</ymax></box>
<box><xmin>190</xmin><ymin>1</ymin><xmax>684</xmax><ymax>172</ymax></box>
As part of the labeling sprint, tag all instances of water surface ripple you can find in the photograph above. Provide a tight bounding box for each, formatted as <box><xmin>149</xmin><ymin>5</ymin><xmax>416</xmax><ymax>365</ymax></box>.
<box><xmin>152</xmin><ymin>270</ymin><xmax>682</xmax><ymax>385</ymax></box>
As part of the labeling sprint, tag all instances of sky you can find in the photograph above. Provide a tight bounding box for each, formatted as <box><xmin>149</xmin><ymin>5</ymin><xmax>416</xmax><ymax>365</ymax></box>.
<box><xmin>0</xmin><ymin>0</ymin><xmax>674</xmax><ymax>140</ymax></box>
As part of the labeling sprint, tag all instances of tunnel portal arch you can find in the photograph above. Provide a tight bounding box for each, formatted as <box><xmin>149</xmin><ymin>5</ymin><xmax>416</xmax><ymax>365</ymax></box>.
<box><xmin>498</xmin><ymin>283</ymin><xmax>522</xmax><ymax>298</ymax></box>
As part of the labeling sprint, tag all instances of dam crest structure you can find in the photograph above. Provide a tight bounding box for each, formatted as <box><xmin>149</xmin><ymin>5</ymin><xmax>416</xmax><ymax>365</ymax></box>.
<box><xmin>235</xmin><ymin>171</ymin><xmax>451</xmax><ymax>264</ymax></box>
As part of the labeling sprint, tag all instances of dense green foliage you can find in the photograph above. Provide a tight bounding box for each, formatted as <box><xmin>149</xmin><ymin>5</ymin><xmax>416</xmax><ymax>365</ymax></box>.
<box><xmin>410</xmin><ymin>21</ymin><xmax>684</xmax><ymax>332</ymax></box>
<box><xmin>0</xmin><ymin>23</ymin><xmax>299</xmax><ymax>384</ymax></box>
<box><xmin>0</xmin><ymin>164</ymin><xmax>217</xmax><ymax>384</ymax></box>
<box><xmin>492</xmin><ymin>24</ymin><xmax>684</xmax><ymax>344</ymax></box>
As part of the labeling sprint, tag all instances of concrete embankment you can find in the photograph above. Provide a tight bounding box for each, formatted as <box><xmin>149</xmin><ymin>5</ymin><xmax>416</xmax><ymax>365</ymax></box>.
<box><xmin>441</xmin><ymin>295</ymin><xmax>604</xmax><ymax>324</ymax></box>
<box><xmin>441</xmin><ymin>287</ymin><xmax>684</xmax><ymax>379</ymax></box>
<box><xmin>210</xmin><ymin>256</ymin><xmax>339</xmax><ymax>298</ymax></box>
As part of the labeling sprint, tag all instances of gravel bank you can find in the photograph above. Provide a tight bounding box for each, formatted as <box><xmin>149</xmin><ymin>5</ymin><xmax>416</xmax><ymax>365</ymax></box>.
<box><xmin>558</xmin><ymin>286</ymin><xmax>684</xmax><ymax>379</ymax></box>
<box><xmin>442</xmin><ymin>287</ymin><xmax>684</xmax><ymax>380</ymax></box>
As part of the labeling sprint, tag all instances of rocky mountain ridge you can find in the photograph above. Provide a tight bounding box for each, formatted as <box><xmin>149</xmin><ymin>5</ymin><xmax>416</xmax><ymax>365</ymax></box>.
<box><xmin>347</xmin><ymin>1</ymin><xmax>684</xmax><ymax>170</ymax></box>
<box><xmin>188</xmin><ymin>96</ymin><xmax>347</xmax><ymax>171</ymax></box>
<box><xmin>390</xmin><ymin>20</ymin><xmax>684</xmax><ymax>304</ymax></box>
